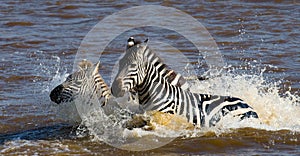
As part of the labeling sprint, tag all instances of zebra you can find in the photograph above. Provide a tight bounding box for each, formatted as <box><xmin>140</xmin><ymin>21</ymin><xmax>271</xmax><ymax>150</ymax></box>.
<box><xmin>49</xmin><ymin>59</ymin><xmax>135</xmax><ymax>127</ymax></box>
<box><xmin>49</xmin><ymin>59</ymin><xmax>188</xmax><ymax>129</ymax></box>
<box><xmin>111</xmin><ymin>37</ymin><xmax>259</xmax><ymax>127</ymax></box>
<box><xmin>50</xmin><ymin>59</ymin><xmax>110</xmax><ymax>106</ymax></box>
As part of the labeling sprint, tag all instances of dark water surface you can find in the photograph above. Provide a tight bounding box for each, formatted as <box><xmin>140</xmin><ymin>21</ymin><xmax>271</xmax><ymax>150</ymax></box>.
<box><xmin>0</xmin><ymin>1</ymin><xmax>299</xmax><ymax>155</ymax></box>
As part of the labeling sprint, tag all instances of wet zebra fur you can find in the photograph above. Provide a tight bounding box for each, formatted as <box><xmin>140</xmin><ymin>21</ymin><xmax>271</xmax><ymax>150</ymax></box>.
<box><xmin>111</xmin><ymin>37</ymin><xmax>259</xmax><ymax>127</ymax></box>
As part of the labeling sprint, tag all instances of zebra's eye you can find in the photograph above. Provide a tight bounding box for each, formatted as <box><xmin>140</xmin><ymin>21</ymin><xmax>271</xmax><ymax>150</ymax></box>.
<box><xmin>129</xmin><ymin>64</ymin><xmax>137</xmax><ymax>68</ymax></box>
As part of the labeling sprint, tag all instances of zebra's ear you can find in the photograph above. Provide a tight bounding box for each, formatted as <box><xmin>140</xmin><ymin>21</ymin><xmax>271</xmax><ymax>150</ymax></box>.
<box><xmin>127</xmin><ymin>37</ymin><xmax>135</xmax><ymax>49</ymax></box>
<box><xmin>141</xmin><ymin>38</ymin><xmax>148</xmax><ymax>47</ymax></box>
<box><xmin>78</xmin><ymin>59</ymin><xmax>92</xmax><ymax>71</ymax></box>
<box><xmin>144</xmin><ymin>38</ymin><xmax>149</xmax><ymax>43</ymax></box>
<box><xmin>92</xmin><ymin>61</ymin><xmax>101</xmax><ymax>75</ymax></box>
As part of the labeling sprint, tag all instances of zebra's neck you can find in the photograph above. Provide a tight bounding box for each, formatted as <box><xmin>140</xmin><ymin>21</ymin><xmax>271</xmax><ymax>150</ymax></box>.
<box><xmin>137</xmin><ymin>59</ymin><xmax>208</xmax><ymax>126</ymax></box>
<box><xmin>142</xmin><ymin>46</ymin><xmax>188</xmax><ymax>89</ymax></box>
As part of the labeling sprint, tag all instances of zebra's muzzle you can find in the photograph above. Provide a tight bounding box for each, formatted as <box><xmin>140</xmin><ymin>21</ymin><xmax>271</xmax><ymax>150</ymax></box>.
<box><xmin>50</xmin><ymin>84</ymin><xmax>65</xmax><ymax>104</ymax></box>
<box><xmin>111</xmin><ymin>78</ymin><xmax>125</xmax><ymax>97</ymax></box>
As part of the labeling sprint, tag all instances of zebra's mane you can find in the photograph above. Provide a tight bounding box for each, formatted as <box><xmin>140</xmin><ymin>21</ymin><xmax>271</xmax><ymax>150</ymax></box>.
<box><xmin>147</xmin><ymin>46</ymin><xmax>187</xmax><ymax>87</ymax></box>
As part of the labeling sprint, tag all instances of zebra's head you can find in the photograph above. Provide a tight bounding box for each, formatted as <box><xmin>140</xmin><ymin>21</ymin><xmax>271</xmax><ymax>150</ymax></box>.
<box><xmin>111</xmin><ymin>37</ymin><xmax>149</xmax><ymax>97</ymax></box>
<box><xmin>50</xmin><ymin>59</ymin><xmax>109</xmax><ymax>105</ymax></box>
<box><xmin>111</xmin><ymin>37</ymin><xmax>187</xmax><ymax>98</ymax></box>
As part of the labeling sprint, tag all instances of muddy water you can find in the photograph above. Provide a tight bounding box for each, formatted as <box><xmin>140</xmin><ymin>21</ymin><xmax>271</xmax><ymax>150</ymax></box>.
<box><xmin>0</xmin><ymin>1</ymin><xmax>299</xmax><ymax>155</ymax></box>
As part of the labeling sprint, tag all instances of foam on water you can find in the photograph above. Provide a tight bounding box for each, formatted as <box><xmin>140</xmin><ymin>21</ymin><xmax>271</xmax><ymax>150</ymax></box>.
<box><xmin>0</xmin><ymin>139</ymin><xmax>92</xmax><ymax>155</ymax></box>
<box><xmin>35</xmin><ymin>52</ymin><xmax>83</xmax><ymax>125</ymax></box>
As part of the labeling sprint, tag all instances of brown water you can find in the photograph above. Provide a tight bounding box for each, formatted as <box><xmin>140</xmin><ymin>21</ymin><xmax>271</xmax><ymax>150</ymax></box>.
<box><xmin>0</xmin><ymin>1</ymin><xmax>299</xmax><ymax>155</ymax></box>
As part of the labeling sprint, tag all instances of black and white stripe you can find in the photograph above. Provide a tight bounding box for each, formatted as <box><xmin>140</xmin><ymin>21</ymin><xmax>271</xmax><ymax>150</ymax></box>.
<box><xmin>111</xmin><ymin>38</ymin><xmax>259</xmax><ymax>127</ymax></box>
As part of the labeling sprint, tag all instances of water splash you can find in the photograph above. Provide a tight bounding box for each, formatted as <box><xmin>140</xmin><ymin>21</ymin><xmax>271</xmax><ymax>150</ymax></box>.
<box><xmin>44</xmin><ymin>51</ymin><xmax>299</xmax><ymax>150</ymax></box>
<box><xmin>188</xmin><ymin>67</ymin><xmax>300</xmax><ymax>132</ymax></box>
<box><xmin>31</xmin><ymin>50</ymin><xmax>82</xmax><ymax>124</ymax></box>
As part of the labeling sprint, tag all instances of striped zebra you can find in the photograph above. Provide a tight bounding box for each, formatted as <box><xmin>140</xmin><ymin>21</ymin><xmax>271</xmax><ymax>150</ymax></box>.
<box><xmin>49</xmin><ymin>59</ymin><xmax>187</xmax><ymax>129</ymax></box>
<box><xmin>111</xmin><ymin>37</ymin><xmax>259</xmax><ymax>127</ymax></box>
<box><xmin>50</xmin><ymin>59</ymin><xmax>110</xmax><ymax>106</ymax></box>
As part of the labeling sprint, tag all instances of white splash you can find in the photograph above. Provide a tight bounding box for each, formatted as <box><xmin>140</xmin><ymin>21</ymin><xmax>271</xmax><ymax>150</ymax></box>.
<box><xmin>49</xmin><ymin>56</ymin><xmax>300</xmax><ymax>150</ymax></box>
<box><xmin>188</xmin><ymin>69</ymin><xmax>300</xmax><ymax>132</ymax></box>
